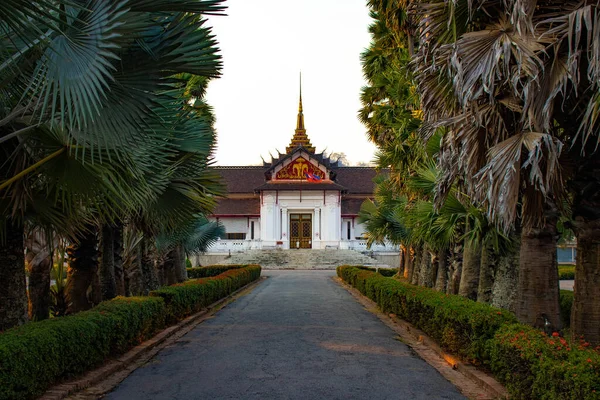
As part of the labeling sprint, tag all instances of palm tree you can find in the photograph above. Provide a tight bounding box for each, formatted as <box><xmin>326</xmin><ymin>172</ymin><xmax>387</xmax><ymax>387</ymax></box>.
<box><xmin>360</xmin><ymin>0</ymin><xmax>528</xmax><ymax>312</ymax></box>
<box><xmin>411</xmin><ymin>0</ymin><xmax>600</xmax><ymax>337</ymax></box>
<box><xmin>0</xmin><ymin>0</ymin><xmax>226</xmax><ymax>328</ymax></box>
<box><xmin>24</xmin><ymin>228</ymin><xmax>54</xmax><ymax>321</ymax></box>
<box><xmin>0</xmin><ymin>217</ymin><xmax>28</xmax><ymax>330</ymax></box>
<box><xmin>156</xmin><ymin>216</ymin><xmax>225</xmax><ymax>284</ymax></box>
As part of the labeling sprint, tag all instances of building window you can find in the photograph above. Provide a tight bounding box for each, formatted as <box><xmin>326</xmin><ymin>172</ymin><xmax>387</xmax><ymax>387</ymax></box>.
<box><xmin>347</xmin><ymin>221</ymin><xmax>351</xmax><ymax>240</ymax></box>
<box><xmin>250</xmin><ymin>221</ymin><xmax>255</xmax><ymax>240</ymax></box>
<box><xmin>226</xmin><ymin>233</ymin><xmax>245</xmax><ymax>240</ymax></box>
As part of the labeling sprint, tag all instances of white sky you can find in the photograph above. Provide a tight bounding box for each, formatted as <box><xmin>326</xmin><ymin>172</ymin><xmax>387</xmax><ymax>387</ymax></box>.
<box><xmin>205</xmin><ymin>0</ymin><xmax>377</xmax><ymax>166</ymax></box>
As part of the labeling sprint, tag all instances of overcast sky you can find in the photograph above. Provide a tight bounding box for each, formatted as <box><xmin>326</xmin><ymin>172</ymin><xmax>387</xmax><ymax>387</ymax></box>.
<box><xmin>205</xmin><ymin>0</ymin><xmax>377</xmax><ymax>166</ymax></box>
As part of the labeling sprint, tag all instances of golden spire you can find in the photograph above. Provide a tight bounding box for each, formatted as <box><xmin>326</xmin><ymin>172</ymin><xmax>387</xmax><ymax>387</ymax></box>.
<box><xmin>287</xmin><ymin>72</ymin><xmax>315</xmax><ymax>154</ymax></box>
<box><xmin>297</xmin><ymin>72</ymin><xmax>304</xmax><ymax>130</ymax></box>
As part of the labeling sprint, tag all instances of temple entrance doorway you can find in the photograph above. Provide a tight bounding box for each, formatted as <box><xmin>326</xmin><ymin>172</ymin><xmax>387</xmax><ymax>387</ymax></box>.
<box><xmin>290</xmin><ymin>214</ymin><xmax>312</xmax><ymax>249</ymax></box>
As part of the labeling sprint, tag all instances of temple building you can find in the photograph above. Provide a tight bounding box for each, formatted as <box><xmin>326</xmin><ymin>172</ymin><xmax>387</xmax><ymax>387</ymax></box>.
<box><xmin>208</xmin><ymin>86</ymin><xmax>395</xmax><ymax>253</ymax></box>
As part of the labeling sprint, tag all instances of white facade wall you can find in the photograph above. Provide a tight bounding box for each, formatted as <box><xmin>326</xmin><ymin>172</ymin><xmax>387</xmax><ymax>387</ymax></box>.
<box><xmin>219</xmin><ymin>217</ymin><xmax>248</xmax><ymax>236</ymax></box>
<box><xmin>248</xmin><ymin>218</ymin><xmax>260</xmax><ymax>241</ymax></box>
<box><xmin>213</xmin><ymin>217</ymin><xmax>261</xmax><ymax>241</ymax></box>
<box><xmin>354</xmin><ymin>221</ymin><xmax>367</xmax><ymax>240</ymax></box>
<box><xmin>259</xmin><ymin>190</ymin><xmax>341</xmax><ymax>249</ymax></box>
<box><xmin>207</xmin><ymin>206</ymin><xmax>398</xmax><ymax>253</ymax></box>
<box><xmin>341</xmin><ymin>218</ymin><xmax>353</xmax><ymax>241</ymax></box>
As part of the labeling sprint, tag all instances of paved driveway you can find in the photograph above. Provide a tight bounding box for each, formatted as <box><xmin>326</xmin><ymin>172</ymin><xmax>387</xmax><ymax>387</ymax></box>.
<box><xmin>560</xmin><ymin>280</ymin><xmax>574</xmax><ymax>291</ymax></box>
<box><xmin>107</xmin><ymin>270</ymin><xmax>466</xmax><ymax>400</ymax></box>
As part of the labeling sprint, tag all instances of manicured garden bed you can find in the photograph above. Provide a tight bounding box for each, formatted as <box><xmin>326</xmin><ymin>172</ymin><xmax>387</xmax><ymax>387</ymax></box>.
<box><xmin>0</xmin><ymin>265</ymin><xmax>261</xmax><ymax>400</ymax></box>
<box><xmin>337</xmin><ymin>265</ymin><xmax>600</xmax><ymax>399</ymax></box>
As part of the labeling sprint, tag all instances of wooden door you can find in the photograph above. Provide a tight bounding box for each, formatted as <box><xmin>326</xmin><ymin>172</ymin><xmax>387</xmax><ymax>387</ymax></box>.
<box><xmin>290</xmin><ymin>214</ymin><xmax>312</xmax><ymax>249</ymax></box>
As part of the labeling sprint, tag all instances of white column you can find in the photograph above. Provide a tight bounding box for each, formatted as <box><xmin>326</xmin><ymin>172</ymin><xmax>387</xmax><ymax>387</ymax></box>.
<box><xmin>265</xmin><ymin>204</ymin><xmax>275</xmax><ymax>240</ymax></box>
<box><xmin>281</xmin><ymin>208</ymin><xmax>288</xmax><ymax>242</ymax></box>
<box><xmin>314</xmin><ymin>207</ymin><xmax>321</xmax><ymax>249</ymax></box>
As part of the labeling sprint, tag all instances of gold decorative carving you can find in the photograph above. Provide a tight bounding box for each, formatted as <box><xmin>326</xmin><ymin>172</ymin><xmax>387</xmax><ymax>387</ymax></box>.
<box><xmin>275</xmin><ymin>157</ymin><xmax>326</xmax><ymax>180</ymax></box>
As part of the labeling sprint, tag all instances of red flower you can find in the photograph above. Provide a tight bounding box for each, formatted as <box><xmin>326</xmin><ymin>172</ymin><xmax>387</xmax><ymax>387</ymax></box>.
<box><xmin>552</xmin><ymin>332</ymin><xmax>560</xmax><ymax>337</ymax></box>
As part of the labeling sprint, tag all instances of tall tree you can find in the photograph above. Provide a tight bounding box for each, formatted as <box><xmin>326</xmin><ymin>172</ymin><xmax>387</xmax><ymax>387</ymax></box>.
<box><xmin>411</xmin><ymin>0</ymin><xmax>600</xmax><ymax>335</ymax></box>
<box><xmin>0</xmin><ymin>0</ymin><xmax>226</xmax><ymax>327</ymax></box>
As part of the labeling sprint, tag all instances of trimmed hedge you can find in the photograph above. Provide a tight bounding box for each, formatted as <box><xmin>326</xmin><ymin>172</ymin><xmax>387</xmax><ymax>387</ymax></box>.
<box><xmin>558</xmin><ymin>264</ymin><xmax>575</xmax><ymax>280</ymax></box>
<box><xmin>186</xmin><ymin>264</ymin><xmax>250</xmax><ymax>279</ymax></box>
<box><xmin>490</xmin><ymin>324</ymin><xmax>600</xmax><ymax>399</ymax></box>
<box><xmin>337</xmin><ymin>265</ymin><xmax>517</xmax><ymax>362</ymax></box>
<box><xmin>0</xmin><ymin>265</ymin><xmax>261</xmax><ymax>400</ymax></box>
<box><xmin>357</xmin><ymin>266</ymin><xmax>398</xmax><ymax>277</ymax></box>
<box><xmin>0</xmin><ymin>297</ymin><xmax>166</xmax><ymax>400</ymax></box>
<box><xmin>337</xmin><ymin>265</ymin><xmax>600</xmax><ymax>399</ymax></box>
<box><xmin>152</xmin><ymin>265</ymin><xmax>262</xmax><ymax>322</ymax></box>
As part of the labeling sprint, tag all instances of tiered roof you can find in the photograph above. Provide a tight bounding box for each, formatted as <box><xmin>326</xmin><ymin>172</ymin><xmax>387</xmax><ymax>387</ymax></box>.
<box><xmin>212</xmin><ymin>76</ymin><xmax>386</xmax><ymax>217</ymax></box>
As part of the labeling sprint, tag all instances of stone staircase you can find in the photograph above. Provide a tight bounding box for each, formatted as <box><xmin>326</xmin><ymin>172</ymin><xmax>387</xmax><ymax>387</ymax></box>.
<box><xmin>218</xmin><ymin>249</ymin><xmax>391</xmax><ymax>270</ymax></box>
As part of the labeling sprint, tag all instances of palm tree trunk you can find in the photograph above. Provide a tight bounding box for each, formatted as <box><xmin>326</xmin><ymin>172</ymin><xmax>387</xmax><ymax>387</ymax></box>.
<box><xmin>568</xmin><ymin>151</ymin><xmax>600</xmax><ymax>343</ymax></box>
<box><xmin>100</xmin><ymin>224</ymin><xmax>117</xmax><ymax>300</ymax></box>
<box><xmin>113</xmin><ymin>223</ymin><xmax>125</xmax><ymax>296</ymax></box>
<box><xmin>90</xmin><ymin>267</ymin><xmax>102</xmax><ymax>306</ymax></box>
<box><xmin>141</xmin><ymin>237</ymin><xmax>160</xmax><ymax>294</ymax></box>
<box><xmin>165</xmin><ymin>246</ymin><xmax>181</xmax><ymax>284</ymax></box>
<box><xmin>571</xmin><ymin>215</ymin><xmax>600</xmax><ymax>344</ymax></box>
<box><xmin>125</xmin><ymin>244</ymin><xmax>144</xmax><ymax>296</ymax></box>
<box><xmin>459</xmin><ymin>240</ymin><xmax>482</xmax><ymax>300</ymax></box>
<box><xmin>515</xmin><ymin>215</ymin><xmax>561</xmax><ymax>331</ymax></box>
<box><xmin>491</xmin><ymin>241</ymin><xmax>520</xmax><ymax>312</ymax></box>
<box><xmin>398</xmin><ymin>245</ymin><xmax>406</xmax><ymax>277</ymax></box>
<box><xmin>447</xmin><ymin>242</ymin><xmax>463</xmax><ymax>295</ymax></box>
<box><xmin>405</xmin><ymin>246</ymin><xmax>413</xmax><ymax>280</ymax></box>
<box><xmin>435</xmin><ymin>248</ymin><xmax>449</xmax><ymax>292</ymax></box>
<box><xmin>0</xmin><ymin>218</ymin><xmax>28</xmax><ymax>330</ymax></box>
<box><xmin>419</xmin><ymin>247</ymin><xmax>435</xmax><ymax>287</ymax></box>
<box><xmin>429</xmin><ymin>250</ymin><xmax>439</xmax><ymax>288</ymax></box>
<box><xmin>27</xmin><ymin>249</ymin><xmax>51</xmax><ymax>321</ymax></box>
<box><xmin>175</xmin><ymin>245</ymin><xmax>188</xmax><ymax>283</ymax></box>
<box><xmin>156</xmin><ymin>257</ymin><xmax>166</xmax><ymax>286</ymax></box>
<box><xmin>411</xmin><ymin>245</ymin><xmax>422</xmax><ymax>285</ymax></box>
<box><xmin>162</xmin><ymin>249</ymin><xmax>177</xmax><ymax>286</ymax></box>
<box><xmin>477</xmin><ymin>243</ymin><xmax>495</xmax><ymax>303</ymax></box>
<box><xmin>66</xmin><ymin>225</ymin><xmax>99</xmax><ymax>313</ymax></box>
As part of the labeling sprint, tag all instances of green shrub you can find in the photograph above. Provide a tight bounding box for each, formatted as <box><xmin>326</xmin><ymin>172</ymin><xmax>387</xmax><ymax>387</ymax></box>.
<box><xmin>336</xmin><ymin>265</ymin><xmax>517</xmax><ymax>363</ymax></box>
<box><xmin>337</xmin><ymin>265</ymin><xmax>600</xmax><ymax>400</ymax></box>
<box><xmin>0</xmin><ymin>297</ymin><xmax>166</xmax><ymax>400</ymax></box>
<box><xmin>152</xmin><ymin>265</ymin><xmax>262</xmax><ymax>322</ymax></box>
<box><xmin>0</xmin><ymin>265</ymin><xmax>262</xmax><ymax>400</ymax></box>
<box><xmin>185</xmin><ymin>258</ymin><xmax>193</xmax><ymax>269</ymax></box>
<box><xmin>489</xmin><ymin>324</ymin><xmax>600</xmax><ymax>399</ymax></box>
<box><xmin>186</xmin><ymin>264</ymin><xmax>249</xmax><ymax>279</ymax></box>
<box><xmin>558</xmin><ymin>264</ymin><xmax>575</xmax><ymax>280</ymax></box>
<box><xmin>377</xmin><ymin>268</ymin><xmax>397</xmax><ymax>277</ymax></box>
<box><xmin>559</xmin><ymin>290</ymin><xmax>574</xmax><ymax>328</ymax></box>
<box><xmin>357</xmin><ymin>266</ymin><xmax>397</xmax><ymax>277</ymax></box>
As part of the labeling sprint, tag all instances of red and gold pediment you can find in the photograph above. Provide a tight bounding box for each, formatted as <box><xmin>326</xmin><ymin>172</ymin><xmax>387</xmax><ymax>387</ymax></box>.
<box><xmin>275</xmin><ymin>157</ymin><xmax>326</xmax><ymax>180</ymax></box>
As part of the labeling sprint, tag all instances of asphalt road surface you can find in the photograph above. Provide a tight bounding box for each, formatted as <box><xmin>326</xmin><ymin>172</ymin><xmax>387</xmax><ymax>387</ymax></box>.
<box><xmin>106</xmin><ymin>270</ymin><xmax>466</xmax><ymax>400</ymax></box>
